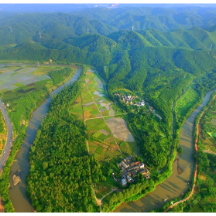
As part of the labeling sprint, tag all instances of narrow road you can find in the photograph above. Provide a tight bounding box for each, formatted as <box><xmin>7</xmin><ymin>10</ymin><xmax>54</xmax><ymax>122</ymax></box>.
<box><xmin>0</xmin><ymin>98</ymin><xmax>13</xmax><ymax>173</ymax></box>
<box><xmin>84</xmin><ymin>113</ymin><xmax>128</xmax><ymax>121</ymax></box>
<box><xmin>165</xmin><ymin>94</ymin><xmax>216</xmax><ymax>212</ymax></box>
<box><xmin>97</xmin><ymin>188</ymin><xmax>118</xmax><ymax>213</ymax></box>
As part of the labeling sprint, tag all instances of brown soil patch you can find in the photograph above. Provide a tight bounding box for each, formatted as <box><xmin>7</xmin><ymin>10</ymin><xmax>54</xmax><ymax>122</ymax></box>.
<box><xmin>105</xmin><ymin>137</ymin><xmax>114</xmax><ymax>143</ymax></box>
<box><xmin>99</xmin><ymin>129</ymin><xmax>109</xmax><ymax>136</ymax></box>
<box><xmin>101</xmin><ymin>143</ymin><xmax>109</xmax><ymax>149</ymax></box>
<box><xmin>211</xmin><ymin>119</ymin><xmax>216</xmax><ymax>125</ymax></box>
<box><xmin>198</xmin><ymin>174</ymin><xmax>206</xmax><ymax>181</ymax></box>
<box><xmin>110</xmin><ymin>147</ymin><xmax>116</xmax><ymax>153</ymax></box>
<box><xmin>0</xmin><ymin>197</ymin><xmax>4</xmax><ymax>212</ymax></box>
<box><xmin>13</xmin><ymin>174</ymin><xmax>21</xmax><ymax>186</ymax></box>
<box><xmin>75</xmin><ymin>96</ymin><xmax>81</xmax><ymax>103</ymax></box>
<box><xmin>28</xmin><ymin>83</ymin><xmax>35</xmax><ymax>87</ymax></box>
<box><xmin>72</xmin><ymin>101</ymin><xmax>79</xmax><ymax>106</ymax></box>
<box><xmin>84</xmin><ymin>111</ymin><xmax>91</xmax><ymax>120</ymax></box>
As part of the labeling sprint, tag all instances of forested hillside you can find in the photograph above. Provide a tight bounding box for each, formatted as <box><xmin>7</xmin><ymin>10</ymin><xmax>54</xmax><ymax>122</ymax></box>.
<box><xmin>75</xmin><ymin>6</ymin><xmax>216</xmax><ymax>31</ymax></box>
<box><xmin>0</xmin><ymin>12</ymin><xmax>216</xmax><ymax>127</ymax></box>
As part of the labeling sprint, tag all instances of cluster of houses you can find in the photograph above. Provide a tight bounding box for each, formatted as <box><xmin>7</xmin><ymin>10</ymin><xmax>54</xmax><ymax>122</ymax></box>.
<box><xmin>112</xmin><ymin>157</ymin><xmax>150</xmax><ymax>187</ymax></box>
<box><xmin>114</xmin><ymin>92</ymin><xmax>162</xmax><ymax>120</ymax></box>
<box><xmin>114</xmin><ymin>93</ymin><xmax>145</xmax><ymax>107</ymax></box>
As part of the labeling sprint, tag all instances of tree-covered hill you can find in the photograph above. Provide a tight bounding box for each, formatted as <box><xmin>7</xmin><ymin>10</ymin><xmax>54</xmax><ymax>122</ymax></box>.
<box><xmin>0</xmin><ymin>11</ymin><xmax>216</xmax><ymax>129</ymax></box>
<box><xmin>75</xmin><ymin>6</ymin><xmax>216</xmax><ymax>31</ymax></box>
<box><xmin>0</xmin><ymin>13</ymin><xmax>118</xmax><ymax>45</ymax></box>
<box><xmin>0</xmin><ymin>19</ymin><xmax>216</xmax><ymax>126</ymax></box>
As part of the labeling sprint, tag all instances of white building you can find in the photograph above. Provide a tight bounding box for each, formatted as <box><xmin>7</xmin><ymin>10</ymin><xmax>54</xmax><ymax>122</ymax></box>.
<box><xmin>140</xmin><ymin>163</ymin><xmax>145</xmax><ymax>169</ymax></box>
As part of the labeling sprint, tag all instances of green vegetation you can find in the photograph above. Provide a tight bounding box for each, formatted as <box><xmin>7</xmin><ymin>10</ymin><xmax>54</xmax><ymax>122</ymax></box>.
<box><xmin>48</xmin><ymin>67</ymin><xmax>73</xmax><ymax>85</ymax></box>
<box><xmin>0</xmin><ymin>111</ymin><xmax>6</xmax><ymax>156</ymax></box>
<box><xmin>199</xmin><ymin>93</ymin><xmax>216</xmax><ymax>153</ymax></box>
<box><xmin>178</xmin><ymin>147</ymin><xmax>183</xmax><ymax>154</ymax></box>
<box><xmin>175</xmin><ymin>86</ymin><xmax>200</xmax><ymax>122</ymax></box>
<box><xmin>27</xmin><ymin>71</ymin><xmax>100</xmax><ymax>212</ymax></box>
<box><xmin>0</xmin><ymin>111</ymin><xmax>4</xmax><ymax>133</ymax></box>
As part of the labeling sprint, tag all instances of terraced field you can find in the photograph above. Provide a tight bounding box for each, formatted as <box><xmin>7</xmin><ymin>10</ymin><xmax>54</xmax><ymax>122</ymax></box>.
<box><xmin>70</xmin><ymin>69</ymin><xmax>137</xmax><ymax>161</ymax></box>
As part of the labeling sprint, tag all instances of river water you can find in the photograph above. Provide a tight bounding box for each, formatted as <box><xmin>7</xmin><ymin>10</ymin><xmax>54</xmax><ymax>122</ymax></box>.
<box><xmin>114</xmin><ymin>87</ymin><xmax>216</xmax><ymax>212</ymax></box>
<box><xmin>9</xmin><ymin>68</ymin><xmax>82</xmax><ymax>212</ymax></box>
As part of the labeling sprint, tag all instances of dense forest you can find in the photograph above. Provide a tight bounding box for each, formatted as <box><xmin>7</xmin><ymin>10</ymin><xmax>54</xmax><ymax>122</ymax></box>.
<box><xmin>27</xmin><ymin>71</ymin><xmax>100</xmax><ymax>212</ymax></box>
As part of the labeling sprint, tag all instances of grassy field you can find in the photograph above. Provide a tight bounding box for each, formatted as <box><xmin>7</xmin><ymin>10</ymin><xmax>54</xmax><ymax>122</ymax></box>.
<box><xmin>0</xmin><ymin>64</ymin><xmax>76</xmax><ymax>135</ymax></box>
<box><xmin>175</xmin><ymin>86</ymin><xmax>199</xmax><ymax>121</ymax></box>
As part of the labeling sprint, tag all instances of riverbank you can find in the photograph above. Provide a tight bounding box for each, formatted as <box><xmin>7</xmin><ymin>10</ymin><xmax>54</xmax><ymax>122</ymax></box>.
<box><xmin>165</xmin><ymin>91</ymin><xmax>216</xmax><ymax>212</ymax></box>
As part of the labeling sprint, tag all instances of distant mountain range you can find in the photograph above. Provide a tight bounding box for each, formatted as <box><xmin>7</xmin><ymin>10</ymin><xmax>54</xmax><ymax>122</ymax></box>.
<box><xmin>0</xmin><ymin>3</ymin><xmax>216</xmax><ymax>12</ymax></box>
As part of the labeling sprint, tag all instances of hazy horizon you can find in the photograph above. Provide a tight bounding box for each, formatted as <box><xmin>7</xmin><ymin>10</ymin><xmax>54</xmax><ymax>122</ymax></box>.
<box><xmin>0</xmin><ymin>3</ymin><xmax>216</xmax><ymax>13</ymax></box>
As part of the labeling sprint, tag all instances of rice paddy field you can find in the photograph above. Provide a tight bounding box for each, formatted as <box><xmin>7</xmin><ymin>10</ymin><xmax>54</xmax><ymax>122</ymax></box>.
<box><xmin>70</xmin><ymin>69</ymin><xmax>137</xmax><ymax>161</ymax></box>
<box><xmin>0</xmin><ymin>64</ymin><xmax>76</xmax><ymax>134</ymax></box>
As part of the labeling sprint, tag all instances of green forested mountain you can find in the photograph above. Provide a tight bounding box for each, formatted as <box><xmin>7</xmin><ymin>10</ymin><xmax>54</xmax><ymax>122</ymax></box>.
<box><xmin>0</xmin><ymin>13</ymin><xmax>118</xmax><ymax>45</ymax></box>
<box><xmin>0</xmin><ymin>15</ymin><xmax>216</xmax><ymax>125</ymax></box>
<box><xmin>75</xmin><ymin>6</ymin><xmax>216</xmax><ymax>31</ymax></box>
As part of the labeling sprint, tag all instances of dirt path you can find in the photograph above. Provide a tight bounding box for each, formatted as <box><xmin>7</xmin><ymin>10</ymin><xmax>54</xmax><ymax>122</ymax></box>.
<box><xmin>84</xmin><ymin>113</ymin><xmax>128</xmax><ymax>122</ymax></box>
<box><xmin>164</xmin><ymin>94</ymin><xmax>216</xmax><ymax>212</ymax></box>
<box><xmin>0</xmin><ymin>197</ymin><xmax>3</xmax><ymax>212</ymax></box>
<box><xmin>203</xmin><ymin>149</ymin><xmax>216</xmax><ymax>156</ymax></box>
<box><xmin>95</xmin><ymin>188</ymin><xmax>118</xmax><ymax>213</ymax></box>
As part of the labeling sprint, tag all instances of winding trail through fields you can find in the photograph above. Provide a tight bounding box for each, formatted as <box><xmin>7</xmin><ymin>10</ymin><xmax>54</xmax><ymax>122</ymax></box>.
<box><xmin>164</xmin><ymin>94</ymin><xmax>216</xmax><ymax>212</ymax></box>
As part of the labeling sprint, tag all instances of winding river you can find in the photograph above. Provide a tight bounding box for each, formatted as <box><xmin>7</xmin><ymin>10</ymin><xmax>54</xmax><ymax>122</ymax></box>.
<box><xmin>114</xmin><ymin>87</ymin><xmax>216</xmax><ymax>212</ymax></box>
<box><xmin>6</xmin><ymin>65</ymin><xmax>216</xmax><ymax>212</ymax></box>
<box><xmin>9</xmin><ymin>68</ymin><xmax>82</xmax><ymax>212</ymax></box>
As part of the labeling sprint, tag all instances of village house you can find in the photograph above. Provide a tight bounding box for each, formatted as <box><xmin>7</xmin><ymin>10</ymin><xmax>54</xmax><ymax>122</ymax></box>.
<box><xmin>127</xmin><ymin>175</ymin><xmax>133</xmax><ymax>183</ymax></box>
<box><xmin>118</xmin><ymin>157</ymin><xmax>150</xmax><ymax>181</ymax></box>
<box><xmin>140</xmin><ymin>163</ymin><xmax>145</xmax><ymax>169</ymax></box>
<box><xmin>139</xmin><ymin>168</ymin><xmax>150</xmax><ymax>179</ymax></box>
<box><xmin>121</xmin><ymin>178</ymin><xmax>127</xmax><ymax>187</ymax></box>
